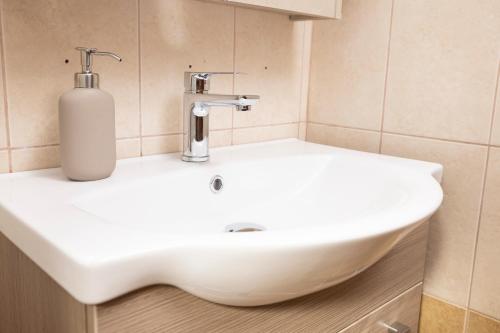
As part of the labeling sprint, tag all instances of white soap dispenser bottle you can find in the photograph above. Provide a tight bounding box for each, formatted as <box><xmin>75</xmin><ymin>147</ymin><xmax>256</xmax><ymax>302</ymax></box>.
<box><xmin>59</xmin><ymin>47</ymin><xmax>122</xmax><ymax>181</ymax></box>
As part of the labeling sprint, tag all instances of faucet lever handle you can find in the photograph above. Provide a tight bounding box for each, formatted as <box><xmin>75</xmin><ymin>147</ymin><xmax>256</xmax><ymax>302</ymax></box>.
<box><xmin>184</xmin><ymin>72</ymin><xmax>245</xmax><ymax>93</ymax></box>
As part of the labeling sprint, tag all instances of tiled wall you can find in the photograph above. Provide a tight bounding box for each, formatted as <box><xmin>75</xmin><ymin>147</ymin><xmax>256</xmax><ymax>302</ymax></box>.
<box><xmin>307</xmin><ymin>0</ymin><xmax>500</xmax><ymax>332</ymax></box>
<box><xmin>0</xmin><ymin>0</ymin><xmax>310</xmax><ymax>173</ymax></box>
<box><xmin>1</xmin><ymin>0</ymin><xmax>499</xmax><ymax>331</ymax></box>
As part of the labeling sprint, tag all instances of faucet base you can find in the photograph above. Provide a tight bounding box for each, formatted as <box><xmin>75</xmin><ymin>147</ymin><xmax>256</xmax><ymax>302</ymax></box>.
<box><xmin>181</xmin><ymin>155</ymin><xmax>209</xmax><ymax>162</ymax></box>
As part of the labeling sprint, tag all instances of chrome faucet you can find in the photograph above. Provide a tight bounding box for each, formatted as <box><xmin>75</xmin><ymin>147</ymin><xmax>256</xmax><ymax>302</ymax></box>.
<box><xmin>182</xmin><ymin>72</ymin><xmax>259</xmax><ymax>162</ymax></box>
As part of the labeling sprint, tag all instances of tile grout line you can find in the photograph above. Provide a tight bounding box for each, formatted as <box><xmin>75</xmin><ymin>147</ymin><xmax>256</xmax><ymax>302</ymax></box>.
<box><xmin>137</xmin><ymin>0</ymin><xmax>143</xmax><ymax>156</ymax></box>
<box><xmin>6</xmin><ymin>122</ymin><xmax>301</xmax><ymax>153</ymax></box>
<box><xmin>137</xmin><ymin>0</ymin><xmax>143</xmax><ymax>157</ymax></box>
<box><xmin>137</xmin><ymin>123</ymin><xmax>301</xmax><ymax>140</ymax></box>
<box><xmin>230</xmin><ymin>7</ymin><xmax>236</xmax><ymax>146</ymax></box>
<box><xmin>296</xmin><ymin>21</ymin><xmax>307</xmax><ymax>139</ymax></box>
<box><xmin>116</xmin><ymin>135</ymin><xmax>141</xmax><ymax>141</ymax></box>
<box><xmin>378</xmin><ymin>0</ymin><xmax>395</xmax><ymax>154</ymax></box>
<box><xmin>11</xmin><ymin>121</ymin><xmax>500</xmax><ymax>153</ymax></box>
<box><xmin>486</xmin><ymin>62</ymin><xmax>500</xmax><ymax>148</ymax></box>
<box><xmin>303</xmin><ymin>21</ymin><xmax>314</xmax><ymax>142</ymax></box>
<box><xmin>462</xmin><ymin>60</ymin><xmax>500</xmax><ymax>333</ymax></box>
<box><xmin>468</xmin><ymin>310</ymin><xmax>500</xmax><ymax>324</ymax></box>
<box><xmin>10</xmin><ymin>143</ymin><xmax>59</xmax><ymax>151</ymax></box>
<box><xmin>462</xmin><ymin>151</ymin><xmax>490</xmax><ymax>333</ymax></box>
<box><xmin>308</xmin><ymin>121</ymin><xmax>381</xmax><ymax>134</ymax></box>
<box><xmin>0</xmin><ymin>0</ymin><xmax>12</xmax><ymax>172</ymax></box>
<box><xmin>310</xmin><ymin>119</ymin><xmax>498</xmax><ymax>148</ymax></box>
<box><xmin>381</xmin><ymin>130</ymin><xmax>494</xmax><ymax>147</ymax></box>
<box><xmin>9</xmin><ymin>136</ymin><xmax>143</xmax><ymax>151</ymax></box>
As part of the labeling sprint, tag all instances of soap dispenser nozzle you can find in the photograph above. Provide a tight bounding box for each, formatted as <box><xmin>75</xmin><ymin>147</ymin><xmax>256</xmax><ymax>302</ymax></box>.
<box><xmin>74</xmin><ymin>47</ymin><xmax>122</xmax><ymax>88</ymax></box>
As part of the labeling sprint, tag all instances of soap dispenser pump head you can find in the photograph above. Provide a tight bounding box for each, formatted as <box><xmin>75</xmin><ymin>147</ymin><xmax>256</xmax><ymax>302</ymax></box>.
<box><xmin>74</xmin><ymin>47</ymin><xmax>122</xmax><ymax>88</ymax></box>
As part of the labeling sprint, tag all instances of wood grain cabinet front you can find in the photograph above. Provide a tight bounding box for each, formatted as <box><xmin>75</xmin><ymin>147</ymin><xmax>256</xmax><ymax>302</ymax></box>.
<box><xmin>340</xmin><ymin>284</ymin><xmax>422</xmax><ymax>333</ymax></box>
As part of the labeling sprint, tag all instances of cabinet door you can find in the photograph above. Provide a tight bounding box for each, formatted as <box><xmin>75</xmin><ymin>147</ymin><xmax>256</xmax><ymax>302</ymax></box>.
<box><xmin>340</xmin><ymin>284</ymin><xmax>422</xmax><ymax>333</ymax></box>
<box><xmin>215</xmin><ymin>0</ymin><xmax>342</xmax><ymax>19</ymax></box>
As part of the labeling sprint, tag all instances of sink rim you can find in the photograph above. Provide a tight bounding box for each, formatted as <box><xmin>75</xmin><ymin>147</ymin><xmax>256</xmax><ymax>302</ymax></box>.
<box><xmin>0</xmin><ymin>139</ymin><xmax>443</xmax><ymax>305</ymax></box>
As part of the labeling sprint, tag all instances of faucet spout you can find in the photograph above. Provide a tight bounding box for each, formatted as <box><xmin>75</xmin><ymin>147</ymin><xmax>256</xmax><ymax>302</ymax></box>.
<box><xmin>194</xmin><ymin>94</ymin><xmax>259</xmax><ymax>111</ymax></box>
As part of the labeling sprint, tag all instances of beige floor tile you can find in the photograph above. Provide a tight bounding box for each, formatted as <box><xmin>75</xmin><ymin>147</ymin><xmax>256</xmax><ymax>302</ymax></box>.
<box><xmin>308</xmin><ymin>0</ymin><xmax>392</xmax><ymax>130</ymax></box>
<box><xmin>141</xmin><ymin>134</ymin><xmax>181</xmax><ymax>156</ymax></box>
<box><xmin>381</xmin><ymin>134</ymin><xmax>487</xmax><ymax>306</ymax></box>
<box><xmin>469</xmin><ymin>147</ymin><xmax>500</xmax><ymax>320</ymax></box>
<box><xmin>307</xmin><ymin>123</ymin><xmax>380</xmax><ymax>153</ymax></box>
<box><xmin>384</xmin><ymin>0</ymin><xmax>500</xmax><ymax>144</ymax></box>
<box><xmin>419</xmin><ymin>294</ymin><xmax>466</xmax><ymax>333</ymax></box>
<box><xmin>233</xmin><ymin>8</ymin><xmax>304</xmax><ymax>128</ymax></box>
<box><xmin>3</xmin><ymin>0</ymin><xmax>140</xmax><ymax>147</ymax></box>
<box><xmin>11</xmin><ymin>146</ymin><xmax>60</xmax><ymax>172</ymax></box>
<box><xmin>0</xmin><ymin>151</ymin><xmax>9</xmax><ymax>173</ymax></box>
<box><xmin>116</xmin><ymin>138</ymin><xmax>141</xmax><ymax>160</ymax></box>
<box><xmin>467</xmin><ymin>311</ymin><xmax>500</xmax><ymax>333</ymax></box>
<box><xmin>233</xmin><ymin>123</ymin><xmax>298</xmax><ymax>145</ymax></box>
<box><xmin>140</xmin><ymin>0</ymin><xmax>234</xmax><ymax>137</ymax></box>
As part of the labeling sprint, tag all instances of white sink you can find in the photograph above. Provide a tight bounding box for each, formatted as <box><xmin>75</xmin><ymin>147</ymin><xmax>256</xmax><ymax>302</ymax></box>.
<box><xmin>0</xmin><ymin>139</ymin><xmax>443</xmax><ymax>306</ymax></box>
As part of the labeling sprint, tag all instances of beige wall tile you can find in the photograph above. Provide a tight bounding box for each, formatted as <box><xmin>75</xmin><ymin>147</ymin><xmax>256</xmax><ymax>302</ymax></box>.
<box><xmin>308</xmin><ymin>0</ymin><xmax>392</xmax><ymax>130</ymax></box>
<box><xmin>141</xmin><ymin>134</ymin><xmax>181</xmax><ymax>156</ymax></box>
<box><xmin>140</xmin><ymin>0</ymin><xmax>234</xmax><ymax>136</ymax></box>
<box><xmin>116</xmin><ymin>138</ymin><xmax>141</xmax><ymax>160</ymax></box>
<box><xmin>208</xmin><ymin>105</ymin><xmax>234</xmax><ymax>131</ymax></box>
<box><xmin>142</xmin><ymin>130</ymin><xmax>230</xmax><ymax>157</ymax></box>
<box><xmin>298</xmin><ymin>122</ymin><xmax>306</xmax><ymax>140</ymax></box>
<box><xmin>233</xmin><ymin>123</ymin><xmax>298</xmax><ymax>145</ymax></box>
<box><xmin>470</xmin><ymin>147</ymin><xmax>500</xmax><ymax>320</ymax></box>
<box><xmin>419</xmin><ymin>294</ymin><xmax>466</xmax><ymax>333</ymax></box>
<box><xmin>11</xmin><ymin>139</ymin><xmax>140</xmax><ymax>172</ymax></box>
<box><xmin>11</xmin><ymin>146</ymin><xmax>60</xmax><ymax>172</ymax></box>
<box><xmin>3</xmin><ymin>0</ymin><xmax>140</xmax><ymax>147</ymax></box>
<box><xmin>299</xmin><ymin>21</ymin><xmax>312</xmax><ymax>123</ymax></box>
<box><xmin>384</xmin><ymin>0</ymin><xmax>500</xmax><ymax>144</ymax></box>
<box><xmin>209</xmin><ymin>130</ymin><xmax>232</xmax><ymax>148</ymax></box>
<box><xmin>0</xmin><ymin>109</ymin><xmax>6</xmax><ymax>149</ymax></box>
<box><xmin>381</xmin><ymin>134</ymin><xmax>487</xmax><ymax>306</ymax></box>
<box><xmin>0</xmin><ymin>42</ymin><xmax>6</xmax><ymax>149</ymax></box>
<box><xmin>307</xmin><ymin>123</ymin><xmax>380</xmax><ymax>153</ymax></box>
<box><xmin>490</xmin><ymin>70</ymin><xmax>500</xmax><ymax>146</ymax></box>
<box><xmin>233</xmin><ymin>8</ymin><xmax>303</xmax><ymax>128</ymax></box>
<box><xmin>467</xmin><ymin>311</ymin><xmax>500</xmax><ymax>333</ymax></box>
<box><xmin>0</xmin><ymin>151</ymin><xmax>9</xmax><ymax>173</ymax></box>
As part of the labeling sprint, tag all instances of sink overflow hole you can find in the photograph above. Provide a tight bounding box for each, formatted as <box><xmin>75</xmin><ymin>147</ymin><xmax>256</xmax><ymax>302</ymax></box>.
<box><xmin>225</xmin><ymin>223</ymin><xmax>266</xmax><ymax>233</ymax></box>
<box><xmin>210</xmin><ymin>175</ymin><xmax>224</xmax><ymax>193</ymax></box>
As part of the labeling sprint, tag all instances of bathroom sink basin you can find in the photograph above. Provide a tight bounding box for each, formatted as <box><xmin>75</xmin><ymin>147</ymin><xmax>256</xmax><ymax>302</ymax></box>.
<box><xmin>0</xmin><ymin>139</ymin><xmax>443</xmax><ymax>306</ymax></box>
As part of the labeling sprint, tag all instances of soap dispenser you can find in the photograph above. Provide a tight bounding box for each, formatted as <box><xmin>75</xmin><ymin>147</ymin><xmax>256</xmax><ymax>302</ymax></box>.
<box><xmin>59</xmin><ymin>47</ymin><xmax>122</xmax><ymax>181</ymax></box>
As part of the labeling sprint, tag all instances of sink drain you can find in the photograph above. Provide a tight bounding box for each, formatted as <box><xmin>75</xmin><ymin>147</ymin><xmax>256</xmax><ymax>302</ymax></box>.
<box><xmin>225</xmin><ymin>223</ymin><xmax>265</xmax><ymax>233</ymax></box>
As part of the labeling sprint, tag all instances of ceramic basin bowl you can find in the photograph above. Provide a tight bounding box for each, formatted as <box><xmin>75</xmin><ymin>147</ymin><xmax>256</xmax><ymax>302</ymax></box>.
<box><xmin>0</xmin><ymin>139</ymin><xmax>443</xmax><ymax>306</ymax></box>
